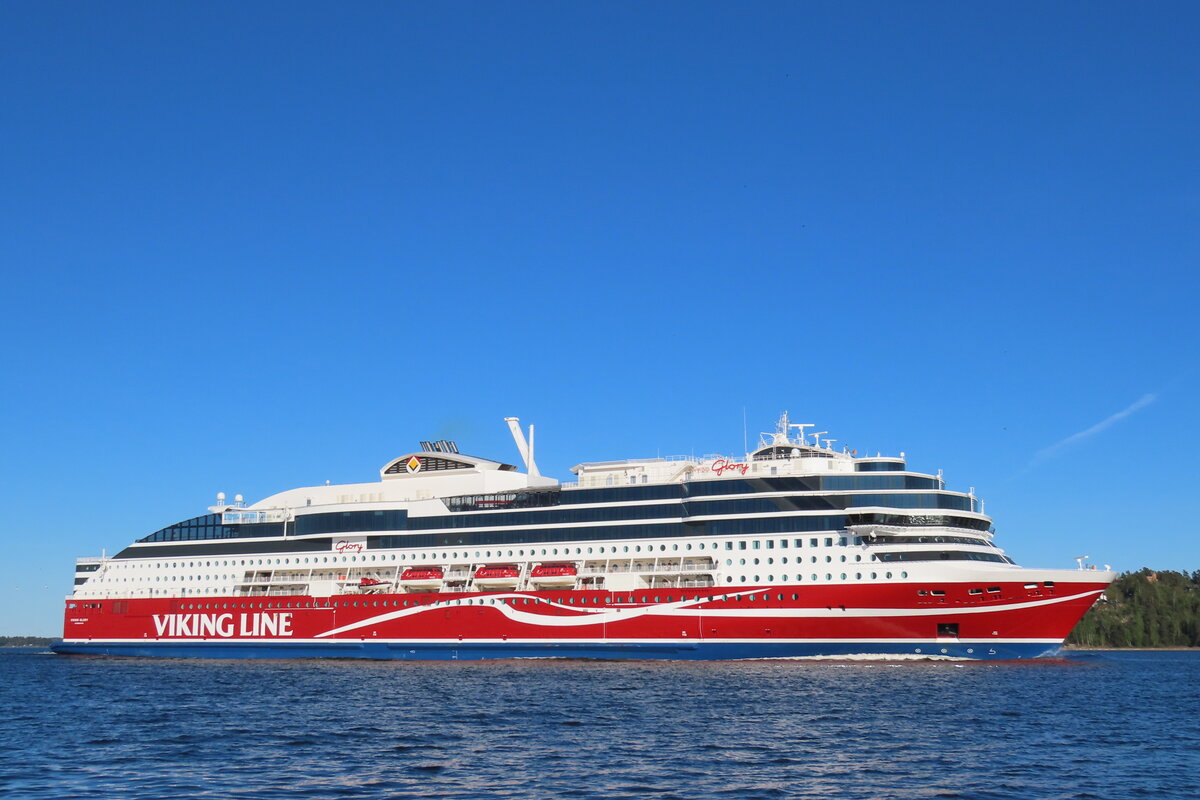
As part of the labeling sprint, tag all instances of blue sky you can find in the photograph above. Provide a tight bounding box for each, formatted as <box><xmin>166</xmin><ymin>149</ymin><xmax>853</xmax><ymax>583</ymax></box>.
<box><xmin>2</xmin><ymin>2</ymin><xmax>1197</xmax><ymax>635</ymax></box>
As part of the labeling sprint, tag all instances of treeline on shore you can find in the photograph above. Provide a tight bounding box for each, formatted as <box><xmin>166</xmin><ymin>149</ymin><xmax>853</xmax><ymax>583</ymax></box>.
<box><xmin>0</xmin><ymin>636</ymin><xmax>57</xmax><ymax>646</ymax></box>
<box><xmin>1067</xmin><ymin>569</ymin><xmax>1200</xmax><ymax>648</ymax></box>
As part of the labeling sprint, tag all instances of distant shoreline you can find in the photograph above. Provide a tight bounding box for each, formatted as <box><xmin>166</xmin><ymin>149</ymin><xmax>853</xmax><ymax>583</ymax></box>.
<box><xmin>1063</xmin><ymin>645</ymin><xmax>1199</xmax><ymax>652</ymax></box>
<box><xmin>0</xmin><ymin>637</ymin><xmax>58</xmax><ymax>647</ymax></box>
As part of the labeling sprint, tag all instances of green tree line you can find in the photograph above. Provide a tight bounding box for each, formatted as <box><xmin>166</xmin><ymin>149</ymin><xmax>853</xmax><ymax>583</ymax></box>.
<box><xmin>0</xmin><ymin>636</ymin><xmax>57</xmax><ymax>646</ymax></box>
<box><xmin>1067</xmin><ymin>569</ymin><xmax>1200</xmax><ymax>647</ymax></box>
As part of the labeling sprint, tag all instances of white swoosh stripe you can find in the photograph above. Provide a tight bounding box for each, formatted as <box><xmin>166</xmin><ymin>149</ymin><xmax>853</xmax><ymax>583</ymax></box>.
<box><xmin>312</xmin><ymin>589</ymin><xmax>1101</xmax><ymax>638</ymax></box>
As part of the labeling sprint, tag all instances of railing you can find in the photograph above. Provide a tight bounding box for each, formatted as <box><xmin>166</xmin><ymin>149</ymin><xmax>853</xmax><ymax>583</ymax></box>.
<box><xmin>222</xmin><ymin>509</ymin><xmax>288</xmax><ymax>525</ymax></box>
<box><xmin>582</xmin><ymin>562</ymin><xmax>714</xmax><ymax>576</ymax></box>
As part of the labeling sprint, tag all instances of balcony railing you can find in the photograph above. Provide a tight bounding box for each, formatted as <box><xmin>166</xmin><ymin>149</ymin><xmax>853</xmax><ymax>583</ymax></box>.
<box><xmin>222</xmin><ymin>509</ymin><xmax>288</xmax><ymax>525</ymax></box>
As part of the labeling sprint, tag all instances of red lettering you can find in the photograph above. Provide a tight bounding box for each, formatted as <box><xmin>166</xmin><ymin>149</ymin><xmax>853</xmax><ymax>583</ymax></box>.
<box><xmin>711</xmin><ymin>459</ymin><xmax>749</xmax><ymax>477</ymax></box>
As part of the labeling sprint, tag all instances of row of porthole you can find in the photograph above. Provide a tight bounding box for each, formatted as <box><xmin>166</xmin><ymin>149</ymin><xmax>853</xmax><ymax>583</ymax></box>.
<box><xmin>727</xmin><ymin>555</ymin><xmax>864</xmax><ymax>566</ymax></box>
<box><xmin>91</xmin><ymin>566</ymin><xmax>912</xmax><ymax>590</ymax></box>
<box><xmin>175</xmin><ymin>590</ymin><xmax>852</xmax><ymax>612</ymax></box>
<box><xmin>725</xmin><ymin>572</ymin><xmax>908</xmax><ymax>583</ymax></box>
<box><xmin>121</xmin><ymin>536</ymin><xmax>867</xmax><ymax>573</ymax></box>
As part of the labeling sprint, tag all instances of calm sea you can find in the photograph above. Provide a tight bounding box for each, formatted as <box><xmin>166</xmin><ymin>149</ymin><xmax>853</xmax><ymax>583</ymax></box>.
<box><xmin>1</xmin><ymin>649</ymin><xmax>1196</xmax><ymax>799</ymax></box>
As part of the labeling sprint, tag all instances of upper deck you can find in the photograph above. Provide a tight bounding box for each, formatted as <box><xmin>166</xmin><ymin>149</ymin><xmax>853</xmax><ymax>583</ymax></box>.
<box><xmin>568</xmin><ymin>412</ymin><xmax>908</xmax><ymax>488</ymax></box>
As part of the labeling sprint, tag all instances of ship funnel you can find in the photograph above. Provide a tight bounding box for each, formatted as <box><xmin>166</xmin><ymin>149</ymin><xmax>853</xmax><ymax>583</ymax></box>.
<box><xmin>504</xmin><ymin>417</ymin><xmax>541</xmax><ymax>477</ymax></box>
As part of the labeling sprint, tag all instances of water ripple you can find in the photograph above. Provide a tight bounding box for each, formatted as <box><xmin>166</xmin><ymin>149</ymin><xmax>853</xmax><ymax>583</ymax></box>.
<box><xmin>1</xmin><ymin>649</ymin><xmax>1198</xmax><ymax>799</ymax></box>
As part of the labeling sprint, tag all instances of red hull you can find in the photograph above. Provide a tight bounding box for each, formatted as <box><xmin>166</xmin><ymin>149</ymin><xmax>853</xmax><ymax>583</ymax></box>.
<box><xmin>61</xmin><ymin>579</ymin><xmax>1107</xmax><ymax>650</ymax></box>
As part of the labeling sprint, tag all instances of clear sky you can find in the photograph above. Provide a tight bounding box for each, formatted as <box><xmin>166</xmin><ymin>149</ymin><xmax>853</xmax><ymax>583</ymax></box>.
<box><xmin>2</xmin><ymin>2</ymin><xmax>1197</xmax><ymax>635</ymax></box>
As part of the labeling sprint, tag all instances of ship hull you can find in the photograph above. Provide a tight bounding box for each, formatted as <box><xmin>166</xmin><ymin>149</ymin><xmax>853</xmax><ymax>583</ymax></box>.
<box><xmin>53</xmin><ymin>578</ymin><xmax>1107</xmax><ymax>661</ymax></box>
<box><xmin>50</xmin><ymin>639</ymin><xmax>1064</xmax><ymax>660</ymax></box>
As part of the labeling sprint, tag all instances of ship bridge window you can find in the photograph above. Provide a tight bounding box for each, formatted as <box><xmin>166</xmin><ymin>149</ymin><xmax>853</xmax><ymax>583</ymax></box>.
<box><xmin>876</xmin><ymin>551</ymin><xmax>1009</xmax><ymax>564</ymax></box>
<box><xmin>860</xmin><ymin>534</ymin><xmax>991</xmax><ymax>547</ymax></box>
<box><xmin>855</xmin><ymin>461</ymin><xmax>906</xmax><ymax>472</ymax></box>
<box><xmin>846</xmin><ymin>513</ymin><xmax>991</xmax><ymax>532</ymax></box>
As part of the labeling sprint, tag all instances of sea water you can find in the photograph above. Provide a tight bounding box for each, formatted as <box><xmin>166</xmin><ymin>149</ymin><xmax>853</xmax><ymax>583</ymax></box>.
<box><xmin>1</xmin><ymin>649</ymin><xmax>1196</xmax><ymax>799</ymax></box>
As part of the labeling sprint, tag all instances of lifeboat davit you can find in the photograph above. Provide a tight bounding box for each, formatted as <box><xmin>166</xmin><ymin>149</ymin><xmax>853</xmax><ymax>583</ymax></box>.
<box><xmin>530</xmin><ymin>562</ymin><xmax>578</xmax><ymax>588</ymax></box>
<box><xmin>473</xmin><ymin>564</ymin><xmax>521</xmax><ymax>590</ymax></box>
<box><xmin>353</xmin><ymin>576</ymin><xmax>393</xmax><ymax>593</ymax></box>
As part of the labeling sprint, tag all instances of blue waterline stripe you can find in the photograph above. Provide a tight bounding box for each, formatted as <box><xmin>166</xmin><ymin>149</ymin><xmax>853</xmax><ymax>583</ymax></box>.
<box><xmin>51</xmin><ymin>640</ymin><xmax>1060</xmax><ymax>661</ymax></box>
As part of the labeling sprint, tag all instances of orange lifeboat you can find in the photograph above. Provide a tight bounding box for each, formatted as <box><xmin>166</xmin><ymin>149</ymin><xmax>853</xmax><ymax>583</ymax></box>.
<box><xmin>530</xmin><ymin>562</ymin><xmax>578</xmax><ymax>587</ymax></box>
<box><xmin>398</xmin><ymin>566</ymin><xmax>444</xmax><ymax>591</ymax></box>
<box><xmin>473</xmin><ymin>564</ymin><xmax>520</xmax><ymax>590</ymax></box>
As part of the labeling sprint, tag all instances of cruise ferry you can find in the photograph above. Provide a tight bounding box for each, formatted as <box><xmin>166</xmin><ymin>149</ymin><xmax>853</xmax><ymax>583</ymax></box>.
<box><xmin>53</xmin><ymin>415</ymin><xmax>1113</xmax><ymax>660</ymax></box>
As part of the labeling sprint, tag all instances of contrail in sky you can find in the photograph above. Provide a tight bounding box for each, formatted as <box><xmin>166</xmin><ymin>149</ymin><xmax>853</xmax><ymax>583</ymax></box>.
<box><xmin>1030</xmin><ymin>393</ymin><xmax>1158</xmax><ymax>466</ymax></box>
